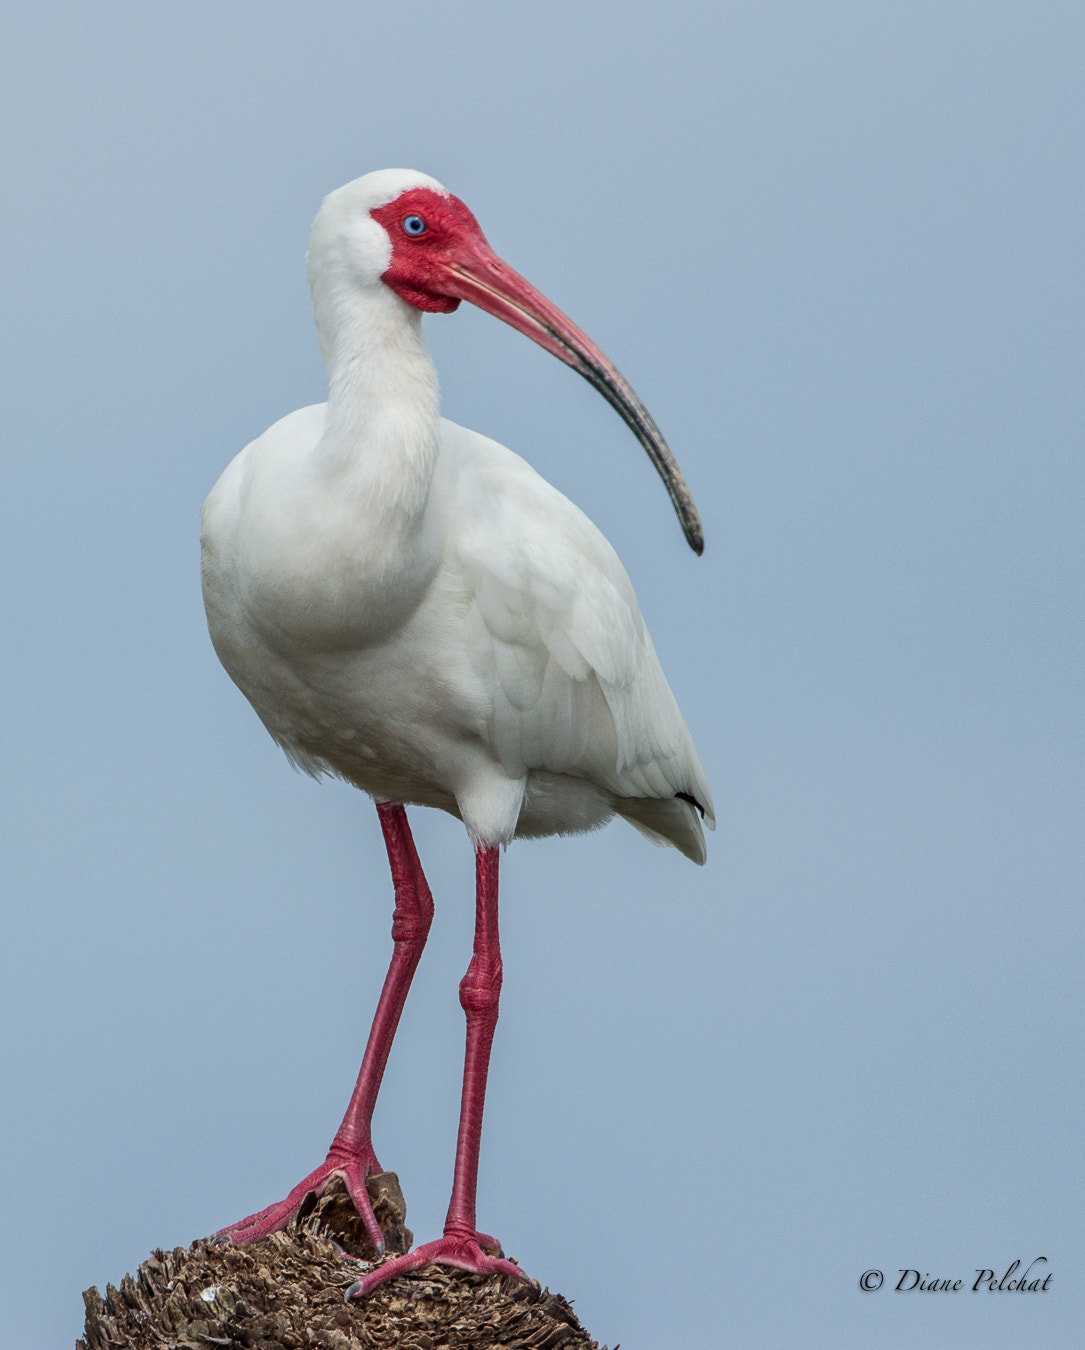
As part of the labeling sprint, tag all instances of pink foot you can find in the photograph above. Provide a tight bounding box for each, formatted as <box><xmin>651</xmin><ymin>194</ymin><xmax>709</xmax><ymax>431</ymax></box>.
<box><xmin>216</xmin><ymin>1149</ymin><xmax>386</xmax><ymax>1255</ymax></box>
<box><xmin>346</xmin><ymin>1229</ymin><xmax>527</xmax><ymax>1297</ymax></box>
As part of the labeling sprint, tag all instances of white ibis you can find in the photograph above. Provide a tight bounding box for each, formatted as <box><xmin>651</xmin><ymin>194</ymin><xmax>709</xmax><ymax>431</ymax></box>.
<box><xmin>201</xmin><ymin>169</ymin><xmax>714</xmax><ymax>1294</ymax></box>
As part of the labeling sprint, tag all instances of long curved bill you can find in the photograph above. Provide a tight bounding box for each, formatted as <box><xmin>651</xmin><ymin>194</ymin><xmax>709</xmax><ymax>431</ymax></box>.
<box><xmin>444</xmin><ymin>243</ymin><xmax>704</xmax><ymax>555</ymax></box>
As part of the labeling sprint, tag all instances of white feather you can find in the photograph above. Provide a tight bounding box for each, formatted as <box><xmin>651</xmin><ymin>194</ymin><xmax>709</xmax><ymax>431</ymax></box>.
<box><xmin>201</xmin><ymin>170</ymin><xmax>714</xmax><ymax>862</ymax></box>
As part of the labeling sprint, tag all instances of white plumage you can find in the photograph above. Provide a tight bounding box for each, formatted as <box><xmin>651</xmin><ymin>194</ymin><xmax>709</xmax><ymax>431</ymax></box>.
<box><xmin>201</xmin><ymin>169</ymin><xmax>713</xmax><ymax>862</ymax></box>
<box><xmin>201</xmin><ymin>169</ymin><xmax>714</xmax><ymax>1290</ymax></box>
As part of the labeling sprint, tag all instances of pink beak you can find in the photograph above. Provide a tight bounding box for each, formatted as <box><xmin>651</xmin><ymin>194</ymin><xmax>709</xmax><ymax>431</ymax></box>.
<box><xmin>443</xmin><ymin>241</ymin><xmax>704</xmax><ymax>556</ymax></box>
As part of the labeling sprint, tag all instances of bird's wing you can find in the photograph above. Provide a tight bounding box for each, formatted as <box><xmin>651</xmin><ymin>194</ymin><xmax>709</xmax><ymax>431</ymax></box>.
<box><xmin>441</xmin><ymin>420</ymin><xmax>714</xmax><ymax>825</ymax></box>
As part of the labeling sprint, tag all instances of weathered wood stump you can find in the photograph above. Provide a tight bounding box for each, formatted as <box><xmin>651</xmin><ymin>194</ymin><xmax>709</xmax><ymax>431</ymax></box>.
<box><xmin>78</xmin><ymin>1175</ymin><xmax>607</xmax><ymax>1349</ymax></box>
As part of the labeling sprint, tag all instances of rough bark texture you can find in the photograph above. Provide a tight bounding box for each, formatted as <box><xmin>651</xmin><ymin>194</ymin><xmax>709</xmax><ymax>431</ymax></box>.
<box><xmin>78</xmin><ymin>1176</ymin><xmax>607</xmax><ymax>1350</ymax></box>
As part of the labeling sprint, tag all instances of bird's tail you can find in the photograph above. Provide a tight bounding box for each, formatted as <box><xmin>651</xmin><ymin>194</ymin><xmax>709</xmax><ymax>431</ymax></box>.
<box><xmin>614</xmin><ymin>794</ymin><xmax>708</xmax><ymax>865</ymax></box>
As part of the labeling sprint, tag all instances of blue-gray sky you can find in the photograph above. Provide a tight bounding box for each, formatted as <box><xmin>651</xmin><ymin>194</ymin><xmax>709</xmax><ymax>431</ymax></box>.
<box><xmin>2</xmin><ymin>3</ymin><xmax>1081</xmax><ymax>1347</ymax></box>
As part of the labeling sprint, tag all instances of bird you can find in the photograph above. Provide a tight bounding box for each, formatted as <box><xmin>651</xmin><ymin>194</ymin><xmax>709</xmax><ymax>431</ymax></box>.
<box><xmin>200</xmin><ymin>168</ymin><xmax>713</xmax><ymax>1295</ymax></box>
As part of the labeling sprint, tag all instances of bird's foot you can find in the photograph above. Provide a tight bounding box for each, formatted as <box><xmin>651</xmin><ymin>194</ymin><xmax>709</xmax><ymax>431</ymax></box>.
<box><xmin>215</xmin><ymin>1149</ymin><xmax>388</xmax><ymax>1256</ymax></box>
<box><xmin>345</xmin><ymin>1227</ymin><xmax>527</xmax><ymax>1298</ymax></box>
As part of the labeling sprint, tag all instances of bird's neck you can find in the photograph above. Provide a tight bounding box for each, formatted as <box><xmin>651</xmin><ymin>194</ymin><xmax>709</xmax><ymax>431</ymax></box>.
<box><xmin>314</xmin><ymin>281</ymin><xmax>441</xmax><ymax>522</ymax></box>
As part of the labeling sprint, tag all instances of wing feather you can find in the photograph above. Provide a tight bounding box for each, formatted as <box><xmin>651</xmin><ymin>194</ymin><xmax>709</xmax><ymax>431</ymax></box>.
<box><xmin>442</xmin><ymin>420</ymin><xmax>714</xmax><ymax>830</ymax></box>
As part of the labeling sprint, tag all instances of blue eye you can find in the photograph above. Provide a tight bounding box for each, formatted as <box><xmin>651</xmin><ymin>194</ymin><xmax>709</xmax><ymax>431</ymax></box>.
<box><xmin>403</xmin><ymin>214</ymin><xmax>426</xmax><ymax>236</ymax></box>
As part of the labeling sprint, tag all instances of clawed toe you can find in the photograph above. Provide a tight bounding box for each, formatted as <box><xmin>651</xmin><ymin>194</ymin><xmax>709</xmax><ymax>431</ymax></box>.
<box><xmin>214</xmin><ymin>1157</ymin><xmax>386</xmax><ymax>1254</ymax></box>
<box><xmin>346</xmin><ymin>1231</ymin><xmax>527</xmax><ymax>1298</ymax></box>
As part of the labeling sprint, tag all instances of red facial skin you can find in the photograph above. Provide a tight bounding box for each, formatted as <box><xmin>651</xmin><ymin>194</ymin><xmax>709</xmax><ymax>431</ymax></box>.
<box><xmin>371</xmin><ymin>186</ymin><xmax>602</xmax><ymax>355</ymax></box>
<box><xmin>370</xmin><ymin>189</ymin><xmax>483</xmax><ymax>313</ymax></box>
<box><xmin>370</xmin><ymin>186</ymin><xmax>704</xmax><ymax>555</ymax></box>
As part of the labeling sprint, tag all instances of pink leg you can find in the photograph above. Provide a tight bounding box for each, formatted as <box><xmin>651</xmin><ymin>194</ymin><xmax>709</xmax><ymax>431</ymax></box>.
<box><xmin>348</xmin><ymin>844</ymin><xmax>525</xmax><ymax>1296</ymax></box>
<box><xmin>217</xmin><ymin>802</ymin><xmax>433</xmax><ymax>1254</ymax></box>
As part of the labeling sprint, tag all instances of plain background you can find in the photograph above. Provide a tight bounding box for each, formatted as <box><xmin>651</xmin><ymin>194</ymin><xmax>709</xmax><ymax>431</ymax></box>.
<box><xmin>1</xmin><ymin>3</ymin><xmax>1081</xmax><ymax>1347</ymax></box>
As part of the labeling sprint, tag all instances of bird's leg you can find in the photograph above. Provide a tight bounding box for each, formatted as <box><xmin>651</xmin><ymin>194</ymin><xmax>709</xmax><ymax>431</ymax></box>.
<box><xmin>348</xmin><ymin>844</ymin><xmax>525</xmax><ymax>1296</ymax></box>
<box><xmin>216</xmin><ymin>802</ymin><xmax>433</xmax><ymax>1253</ymax></box>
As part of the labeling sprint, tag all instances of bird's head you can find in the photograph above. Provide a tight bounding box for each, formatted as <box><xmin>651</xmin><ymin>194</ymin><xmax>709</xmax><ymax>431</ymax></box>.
<box><xmin>310</xmin><ymin>169</ymin><xmax>704</xmax><ymax>554</ymax></box>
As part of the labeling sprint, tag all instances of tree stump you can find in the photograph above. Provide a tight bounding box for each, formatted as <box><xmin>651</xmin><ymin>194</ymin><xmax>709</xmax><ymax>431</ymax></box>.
<box><xmin>78</xmin><ymin>1175</ymin><xmax>607</xmax><ymax>1349</ymax></box>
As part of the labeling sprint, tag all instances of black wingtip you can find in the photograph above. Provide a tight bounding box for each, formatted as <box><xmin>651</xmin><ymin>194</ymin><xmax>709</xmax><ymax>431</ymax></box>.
<box><xmin>675</xmin><ymin>791</ymin><xmax>707</xmax><ymax>820</ymax></box>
